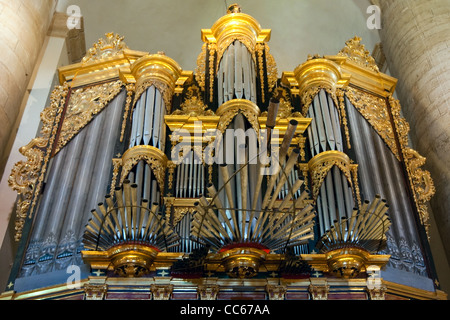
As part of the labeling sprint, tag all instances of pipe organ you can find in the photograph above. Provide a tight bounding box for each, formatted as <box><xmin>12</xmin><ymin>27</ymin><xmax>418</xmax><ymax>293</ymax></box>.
<box><xmin>3</xmin><ymin>4</ymin><xmax>445</xmax><ymax>301</ymax></box>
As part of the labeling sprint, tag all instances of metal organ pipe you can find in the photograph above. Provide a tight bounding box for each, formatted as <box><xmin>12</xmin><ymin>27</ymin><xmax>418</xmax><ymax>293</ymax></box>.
<box><xmin>305</xmin><ymin>89</ymin><xmax>354</xmax><ymax>237</ymax></box>
<box><xmin>218</xmin><ymin>40</ymin><xmax>257</xmax><ymax>105</ymax></box>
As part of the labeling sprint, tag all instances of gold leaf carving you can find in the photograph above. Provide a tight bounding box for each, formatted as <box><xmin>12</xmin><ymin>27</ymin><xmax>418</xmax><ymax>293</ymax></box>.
<box><xmin>265</xmin><ymin>44</ymin><xmax>278</xmax><ymax>92</ymax></box>
<box><xmin>172</xmin><ymin>85</ymin><xmax>214</xmax><ymax>116</ymax></box>
<box><xmin>195</xmin><ymin>44</ymin><xmax>207</xmax><ymax>92</ymax></box>
<box><xmin>344</xmin><ymin>87</ymin><xmax>399</xmax><ymax>160</ymax></box>
<box><xmin>9</xmin><ymin>84</ymin><xmax>69</xmax><ymax>241</ymax></box>
<box><xmin>338</xmin><ymin>36</ymin><xmax>379</xmax><ymax>73</ymax></box>
<box><xmin>82</xmin><ymin>32</ymin><xmax>128</xmax><ymax>63</ymax></box>
<box><xmin>308</xmin><ymin>151</ymin><xmax>354</xmax><ymax>201</ymax></box>
<box><xmin>56</xmin><ymin>80</ymin><xmax>123</xmax><ymax>153</ymax></box>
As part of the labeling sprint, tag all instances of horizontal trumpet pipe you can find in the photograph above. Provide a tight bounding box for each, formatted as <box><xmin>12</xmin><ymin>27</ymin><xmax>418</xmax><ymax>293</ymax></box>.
<box><xmin>206</xmin><ymin>183</ymin><xmax>236</xmax><ymax>236</ymax></box>
<box><xmin>266</xmin><ymin>148</ymin><xmax>300</xmax><ymax>210</ymax></box>
<box><xmin>278</xmin><ymin>179</ymin><xmax>303</xmax><ymax>210</ymax></box>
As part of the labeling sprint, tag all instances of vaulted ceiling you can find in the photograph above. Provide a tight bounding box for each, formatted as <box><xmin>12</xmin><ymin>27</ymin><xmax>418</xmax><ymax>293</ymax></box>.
<box><xmin>55</xmin><ymin>0</ymin><xmax>378</xmax><ymax>75</ymax></box>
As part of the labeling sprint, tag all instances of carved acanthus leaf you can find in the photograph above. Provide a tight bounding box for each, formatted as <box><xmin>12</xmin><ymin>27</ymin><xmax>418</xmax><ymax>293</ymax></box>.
<box><xmin>338</xmin><ymin>36</ymin><xmax>379</xmax><ymax>73</ymax></box>
<box><xmin>56</xmin><ymin>80</ymin><xmax>123</xmax><ymax>153</ymax></box>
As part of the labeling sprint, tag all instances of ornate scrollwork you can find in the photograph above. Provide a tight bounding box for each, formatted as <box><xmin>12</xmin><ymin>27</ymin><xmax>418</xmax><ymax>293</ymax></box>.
<box><xmin>8</xmin><ymin>84</ymin><xmax>69</xmax><ymax>241</ymax></box>
<box><xmin>216</xmin><ymin>99</ymin><xmax>261</xmax><ymax>135</ymax></box>
<box><xmin>338</xmin><ymin>36</ymin><xmax>380</xmax><ymax>73</ymax></box>
<box><xmin>308</xmin><ymin>151</ymin><xmax>354</xmax><ymax>201</ymax></box>
<box><xmin>344</xmin><ymin>87</ymin><xmax>400</xmax><ymax>160</ymax></box>
<box><xmin>171</xmin><ymin>85</ymin><xmax>214</xmax><ymax>116</ymax></box>
<box><xmin>265</xmin><ymin>44</ymin><xmax>278</xmax><ymax>92</ymax></box>
<box><xmin>119</xmin><ymin>145</ymin><xmax>168</xmax><ymax>191</ymax></box>
<box><xmin>133</xmin><ymin>79</ymin><xmax>171</xmax><ymax>113</ymax></box>
<box><xmin>388</xmin><ymin>95</ymin><xmax>434</xmax><ymax>237</ymax></box>
<box><xmin>56</xmin><ymin>80</ymin><xmax>123</xmax><ymax>153</ymax></box>
<box><xmin>195</xmin><ymin>44</ymin><xmax>207</xmax><ymax>92</ymax></box>
<box><xmin>403</xmin><ymin>147</ymin><xmax>436</xmax><ymax>234</ymax></box>
<box><xmin>82</xmin><ymin>32</ymin><xmax>128</xmax><ymax>64</ymax></box>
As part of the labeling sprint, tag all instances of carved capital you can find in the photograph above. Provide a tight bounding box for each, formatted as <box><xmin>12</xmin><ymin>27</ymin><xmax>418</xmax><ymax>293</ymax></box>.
<box><xmin>151</xmin><ymin>284</ymin><xmax>173</xmax><ymax>300</ymax></box>
<box><xmin>84</xmin><ymin>284</ymin><xmax>108</xmax><ymax>300</ymax></box>
<box><xmin>197</xmin><ymin>285</ymin><xmax>220</xmax><ymax>300</ymax></box>
<box><xmin>308</xmin><ymin>284</ymin><xmax>329</xmax><ymax>300</ymax></box>
<box><xmin>266</xmin><ymin>284</ymin><xmax>287</xmax><ymax>300</ymax></box>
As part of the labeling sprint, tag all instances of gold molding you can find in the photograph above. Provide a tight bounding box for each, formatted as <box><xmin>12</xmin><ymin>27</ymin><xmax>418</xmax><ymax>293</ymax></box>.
<box><xmin>216</xmin><ymin>99</ymin><xmax>261</xmax><ymax>134</ymax></box>
<box><xmin>119</xmin><ymin>145</ymin><xmax>168</xmax><ymax>190</ymax></box>
<box><xmin>130</xmin><ymin>52</ymin><xmax>193</xmax><ymax>112</ymax></box>
<box><xmin>307</xmin><ymin>151</ymin><xmax>355</xmax><ymax>201</ymax></box>
<box><xmin>282</xmin><ymin>57</ymin><xmax>350</xmax><ymax>99</ymax></box>
<box><xmin>201</xmin><ymin>9</ymin><xmax>271</xmax><ymax>70</ymax></box>
<box><xmin>301</xmin><ymin>251</ymin><xmax>390</xmax><ymax>276</ymax></box>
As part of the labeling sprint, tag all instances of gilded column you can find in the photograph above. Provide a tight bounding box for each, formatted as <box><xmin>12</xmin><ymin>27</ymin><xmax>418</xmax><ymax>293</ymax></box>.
<box><xmin>375</xmin><ymin>0</ymin><xmax>450</xmax><ymax>264</ymax></box>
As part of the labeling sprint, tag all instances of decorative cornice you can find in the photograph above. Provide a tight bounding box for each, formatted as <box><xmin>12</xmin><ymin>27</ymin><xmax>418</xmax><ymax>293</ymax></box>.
<box><xmin>130</xmin><ymin>52</ymin><xmax>193</xmax><ymax>112</ymax></box>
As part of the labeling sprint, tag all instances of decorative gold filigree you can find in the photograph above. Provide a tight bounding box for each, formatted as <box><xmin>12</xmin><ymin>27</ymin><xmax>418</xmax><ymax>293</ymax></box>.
<box><xmin>308</xmin><ymin>151</ymin><xmax>354</xmax><ymax>201</ymax></box>
<box><xmin>344</xmin><ymin>87</ymin><xmax>399</xmax><ymax>160</ymax></box>
<box><xmin>216</xmin><ymin>99</ymin><xmax>261</xmax><ymax>135</ymax></box>
<box><xmin>120</xmin><ymin>84</ymin><xmax>135</xmax><ymax>142</ymax></box>
<box><xmin>301</xmin><ymin>85</ymin><xmax>338</xmax><ymax>117</ymax></box>
<box><xmin>119</xmin><ymin>145</ymin><xmax>168</xmax><ymax>191</ymax></box>
<box><xmin>336</xmin><ymin>89</ymin><xmax>352</xmax><ymax>149</ymax></box>
<box><xmin>338</xmin><ymin>36</ymin><xmax>379</xmax><ymax>73</ymax></box>
<box><xmin>208</xmin><ymin>43</ymin><xmax>217</xmax><ymax>102</ymax></box>
<box><xmin>388</xmin><ymin>95</ymin><xmax>435</xmax><ymax>237</ymax></box>
<box><xmin>256</xmin><ymin>43</ymin><xmax>265</xmax><ymax>103</ymax></box>
<box><xmin>133</xmin><ymin>79</ymin><xmax>171</xmax><ymax>113</ymax></box>
<box><xmin>82</xmin><ymin>32</ymin><xmax>128</xmax><ymax>64</ymax></box>
<box><xmin>195</xmin><ymin>44</ymin><xmax>207</xmax><ymax>92</ymax></box>
<box><xmin>9</xmin><ymin>83</ymin><xmax>69</xmax><ymax>241</ymax></box>
<box><xmin>265</xmin><ymin>44</ymin><xmax>278</xmax><ymax>92</ymax></box>
<box><xmin>403</xmin><ymin>147</ymin><xmax>436</xmax><ymax>235</ymax></box>
<box><xmin>171</xmin><ymin>85</ymin><xmax>214</xmax><ymax>116</ymax></box>
<box><xmin>56</xmin><ymin>80</ymin><xmax>123</xmax><ymax>153</ymax></box>
<box><xmin>216</xmin><ymin>37</ymin><xmax>256</xmax><ymax>75</ymax></box>
<box><xmin>262</xmin><ymin>87</ymin><xmax>301</xmax><ymax>119</ymax></box>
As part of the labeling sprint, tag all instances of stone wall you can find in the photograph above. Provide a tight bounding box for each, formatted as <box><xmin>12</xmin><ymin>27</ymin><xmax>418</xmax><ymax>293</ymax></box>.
<box><xmin>0</xmin><ymin>0</ymin><xmax>56</xmax><ymax>177</ymax></box>
<box><xmin>376</xmin><ymin>0</ymin><xmax>450</xmax><ymax>264</ymax></box>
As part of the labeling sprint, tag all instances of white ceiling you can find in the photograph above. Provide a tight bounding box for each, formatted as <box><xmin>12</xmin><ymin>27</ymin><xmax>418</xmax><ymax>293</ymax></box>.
<box><xmin>56</xmin><ymin>0</ymin><xmax>379</xmax><ymax>76</ymax></box>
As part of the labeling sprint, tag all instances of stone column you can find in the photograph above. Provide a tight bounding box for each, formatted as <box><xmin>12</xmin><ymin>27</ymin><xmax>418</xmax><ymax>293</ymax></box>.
<box><xmin>0</xmin><ymin>0</ymin><xmax>56</xmax><ymax>177</ymax></box>
<box><xmin>375</xmin><ymin>0</ymin><xmax>450</xmax><ymax>265</ymax></box>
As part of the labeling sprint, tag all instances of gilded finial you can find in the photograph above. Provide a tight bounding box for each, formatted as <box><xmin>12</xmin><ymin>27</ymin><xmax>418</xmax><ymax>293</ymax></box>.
<box><xmin>227</xmin><ymin>3</ymin><xmax>242</xmax><ymax>14</ymax></box>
